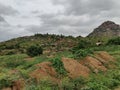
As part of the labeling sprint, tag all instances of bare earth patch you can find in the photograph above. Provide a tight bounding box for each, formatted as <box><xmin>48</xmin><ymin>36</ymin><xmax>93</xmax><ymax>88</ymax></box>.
<box><xmin>62</xmin><ymin>58</ymin><xmax>90</xmax><ymax>78</ymax></box>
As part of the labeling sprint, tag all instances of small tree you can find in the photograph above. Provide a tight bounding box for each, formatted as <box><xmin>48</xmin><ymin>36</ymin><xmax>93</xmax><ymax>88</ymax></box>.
<box><xmin>27</xmin><ymin>45</ymin><xmax>43</xmax><ymax>57</ymax></box>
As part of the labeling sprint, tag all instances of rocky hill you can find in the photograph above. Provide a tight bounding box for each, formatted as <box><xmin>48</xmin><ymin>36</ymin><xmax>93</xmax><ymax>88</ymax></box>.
<box><xmin>88</xmin><ymin>21</ymin><xmax>120</xmax><ymax>38</ymax></box>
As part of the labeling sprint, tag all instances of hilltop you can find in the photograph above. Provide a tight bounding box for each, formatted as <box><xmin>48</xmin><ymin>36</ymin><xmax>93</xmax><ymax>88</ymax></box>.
<box><xmin>88</xmin><ymin>21</ymin><xmax>120</xmax><ymax>38</ymax></box>
<box><xmin>0</xmin><ymin>34</ymin><xmax>82</xmax><ymax>55</ymax></box>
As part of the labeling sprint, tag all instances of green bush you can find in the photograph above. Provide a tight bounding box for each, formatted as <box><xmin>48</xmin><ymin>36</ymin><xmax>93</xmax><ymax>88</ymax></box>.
<box><xmin>74</xmin><ymin>49</ymin><xmax>93</xmax><ymax>59</ymax></box>
<box><xmin>107</xmin><ymin>37</ymin><xmax>120</xmax><ymax>45</ymax></box>
<box><xmin>51</xmin><ymin>58</ymin><xmax>67</xmax><ymax>76</ymax></box>
<box><xmin>27</xmin><ymin>45</ymin><xmax>43</xmax><ymax>57</ymax></box>
<box><xmin>72</xmin><ymin>40</ymin><xmax>93</xmax><ymax>53</ymax></box>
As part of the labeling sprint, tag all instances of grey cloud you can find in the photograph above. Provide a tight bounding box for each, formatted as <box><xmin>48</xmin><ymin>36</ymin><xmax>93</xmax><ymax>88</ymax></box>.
<box><xmin>0</xmin><ymin>16</ymin><xmax>5</xmax><ymax>22</ymax></box>
<box><xmin>27</xmin><ymin>13</ymin><xmax>101</xmax><ymax>36</ymax></box>
<box><xmin>28</xmin><ymin>0</ymin><xmax>119</xmax><ymax>36</ymax></box>
<box><xmin>1</xmin><ymin>0</ymin><xmax>120</xmax><ymax>41</ymax></box>
<box><xmin>52</xmin><ymin>0</ymin><xmax>115</xmax><ymax>15</ymax></box>
<box><xmin>0</xmin><ymin>3</ymin><xmax>17</xmax><ymax>15</ymax></box>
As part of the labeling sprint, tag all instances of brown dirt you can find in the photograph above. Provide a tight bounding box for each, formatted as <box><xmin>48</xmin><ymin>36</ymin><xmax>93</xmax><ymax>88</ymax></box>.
<box><xmin>95</xmin><ymin>51</ymin><xmax>115</xmax><ymax>62</ymax></box>
<box><xmin>81</xmin><ymin>56</ymin><xmax>107</xmax><ymax>73</ymax></box>
<box><xmin>2</xmin><ymin>79</ymin><xmax>25</xmax><ymax>90</ymax></box>
<box><xmin>62</xmin><ymin>58</ymin><xmax>90</xmax><ymax>78</ymax></box>
<box><xmin>12</xmin><ymin>79</ymin><xmax>25</xmax><ymax>90</ymax></box>
<box><xmin>2</xmin><ymin>88</ymin><xmax>12</xmax><ymax>90</ymax></box>
<box><xmin>94</xmin><ymin>51</ymin><xmax>116</xmax><ymax>68</ymax></box>
<box><xmin>30</xmin><ymin>62</ymin><xmax>59</xmax><ymax>83</ymax></box>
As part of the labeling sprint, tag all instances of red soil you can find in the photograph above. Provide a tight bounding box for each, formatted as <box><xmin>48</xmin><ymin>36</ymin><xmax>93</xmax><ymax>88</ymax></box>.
<box><xmin>81</xmin><ymin>56</ymin><xmax>107</xmax><ymax>73</ymax></box>
<box><xmin>62</xmin><ymin>58</ymin><xmax>90</xmax><ymax>78</ymax></box>
<box><xmin>30</xmin><ymin>62</ymin><xmax>59</xmax><ymax>83</ymax></box>
<box><xmin>95</xmin><ymin>51</ymin><xmax>115</xmax><ymax>62</ymax></box>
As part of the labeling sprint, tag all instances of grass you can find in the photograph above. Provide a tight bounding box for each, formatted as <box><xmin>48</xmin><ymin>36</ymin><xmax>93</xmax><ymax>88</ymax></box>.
<box><xmin>0</xmin><ymin>45</ymin><xmax>120</xmax><ymax>89</ymax></box>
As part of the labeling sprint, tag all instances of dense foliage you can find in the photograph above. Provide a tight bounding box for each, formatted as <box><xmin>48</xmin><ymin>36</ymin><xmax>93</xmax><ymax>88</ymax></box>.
<box><xmin>71</xmin><ymin>40</ymin><xmax>94</xmax><ymax>59</ymax></box>
<box><xmin>107</xmin><ymin>37</ymin><xmax>120</xmax><ymax>45</ymax></box>
<box><xmin>73</xmin><ymin>49</ymin><xmax>93</xmax><ymax>59</ymax></box>
<box><xmin>72</xmin><ymin>40</ymin><xmax>93</xmax><ymax>53</ymax></box>
<box><xmin>51</xmin><ymin>58</ymin><xmax>67</xmax><ymax>76</ymax></box>
<box><xmin>26</xmin><ymin>45</ymin><xmax>43</xmax><ymax>57</ymax></box>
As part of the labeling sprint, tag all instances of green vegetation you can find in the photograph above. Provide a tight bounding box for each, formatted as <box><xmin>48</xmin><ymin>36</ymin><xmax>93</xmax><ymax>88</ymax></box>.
<box><xmin>0</xmin><ymin>45</ymin><xmax>119</xmax><ymax>90</ymax></box>
<box><xmin>27</xmin><ymin>45</ymin><xmax>43</xmax><ymax>57</ymax></box>
<box><xmin>107</xmin><ymin>37</ymin><xmax>120</xmax><ymax>45</ymax></box>
<box><xmin>72</xmin><ymin>39</ymin><xmax>93</xmax><ymax>53</ymax></box>
<box><xmin>0</xmin><ymin>34</ymin><xmax>120</xmax><ymax>90</ymax></box>
<box><xmin>73</xmin><ymin>49</ymin><xmax>93</xmax><ymax>59</ymax></box>
<box><xmin>51</xmin><ymin>57</ymin><xmax>67</xmax><ymax>76</ymax></box>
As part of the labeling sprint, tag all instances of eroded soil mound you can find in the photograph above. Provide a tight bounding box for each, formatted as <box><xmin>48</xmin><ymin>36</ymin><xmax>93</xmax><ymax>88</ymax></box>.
<box><xmin>2</xmin><ymin>79</ymin><xmax>25</xmax><ymax>90</ymax></box>
<box><xmin>30</xmin><ymin>51</ymin><xmax>115</xmax><ymax>80</ymax></box>
<box><xmin>94</xmin><ymin>51</ymin><xmax>116</xmax><ymax>68</ymax></box>
<box><xmin>62</xmin><ymin>58</ymin><xmax>90</xmax><ymax>78</ymax></box>
<box><xmin>81</xmin><ymin>56</ymin><xmax>107</xmax><ymax>73</ymax></box>
<box><xmin>95</xmin><ymin>51</ymin><xmax>115</xmax><ymax>62</ymax></box>
<box><xmin>30</xmin><ymin>62</ymin><xmax>58</xmax><ymax>83</ymax></box>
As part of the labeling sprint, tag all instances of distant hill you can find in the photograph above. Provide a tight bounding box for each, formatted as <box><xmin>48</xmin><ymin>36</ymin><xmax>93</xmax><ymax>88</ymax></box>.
<box><xmin>87</xmin><ymin>21</ymin><xmax>120</xmax><ymax>38</ymax></box>
<box><xmin>0</xmin><ymin>34</ymin><xmax>83</xmax><ymax>55</ymax></box>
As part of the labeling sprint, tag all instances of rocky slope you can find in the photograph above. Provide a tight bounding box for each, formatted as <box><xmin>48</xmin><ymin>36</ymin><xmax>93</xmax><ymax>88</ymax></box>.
<box><xmin>88</xmin><ymin>21</ymin><xmax>120</xmax><ymax>37</ymax></box>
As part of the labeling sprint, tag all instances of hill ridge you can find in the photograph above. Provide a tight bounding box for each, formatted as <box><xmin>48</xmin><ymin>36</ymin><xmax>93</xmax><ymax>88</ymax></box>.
<box><xmin>88</xmin><ymin>21</ymin><xmax>120</xmax><ymax>37</ymax></box>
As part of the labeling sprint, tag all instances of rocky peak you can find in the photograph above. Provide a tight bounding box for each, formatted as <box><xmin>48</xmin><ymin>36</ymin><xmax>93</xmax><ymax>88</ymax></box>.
<box><xmin>98</xmin><ymin>21</ymin><xmax>119</xmax><ymax>30</ymax></box>
<box><xmin>87</xmin><ymin>21</ymin><xmax>120</xmax><ymax>37</ymax></box>
<box><xmin>101</xmin><ymin>21</ymin><xmax>115</xmax><ymax>26</ymax></box>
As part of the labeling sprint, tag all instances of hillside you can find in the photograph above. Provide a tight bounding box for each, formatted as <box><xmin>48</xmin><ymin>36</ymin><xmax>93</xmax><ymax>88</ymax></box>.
<box><xmin>88</xmin><ymin>21</ymin><xmax>120</xmax><ymax>38</ymax></box>
<box><xmin>0</xmin><ymin>45</ymin><xmax>120</xmax><ymax>90</ymax></box>
<box><xmin>0</xmin><ymin>34</ymin><xmax>82</xmax><ymax>55</ymax></box>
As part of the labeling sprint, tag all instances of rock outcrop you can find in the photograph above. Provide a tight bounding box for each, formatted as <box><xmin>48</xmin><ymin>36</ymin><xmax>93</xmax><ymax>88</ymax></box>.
<box><xmin>88</xmin><ymin>21</ymin><xmax>120</xmax><ymax>37</ymax></box>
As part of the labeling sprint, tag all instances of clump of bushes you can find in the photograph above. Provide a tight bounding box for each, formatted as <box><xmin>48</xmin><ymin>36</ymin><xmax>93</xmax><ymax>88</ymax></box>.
<box><xmin>73</xmin><ymin>49</ymin><xmax>93</xmax><ymax>59</ymax></box>
<box><xmin>71</xmin><ymin>39</ymin><xmax>94</xmax><ymax>59</ymax></box>
<box><xmin>71</xmin><ymin>40</ymin><xmax>93</xmax><ymax>53</ymax></box>
<box><xmin>26</xmin><ymin>45</ymin><xmax>43</xmax><ymax>57</ymax></box>
<box><xmin>107</xmin><ymin>37</ymin><xmax>120</xmax><ymax>45</ymax></box>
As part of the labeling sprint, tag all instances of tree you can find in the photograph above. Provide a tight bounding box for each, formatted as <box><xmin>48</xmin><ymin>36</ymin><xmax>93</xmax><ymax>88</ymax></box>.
<box><xmin>27</xmin><ymin>45</ymin><xmax>43</xmax><ymax>57</ymax></box>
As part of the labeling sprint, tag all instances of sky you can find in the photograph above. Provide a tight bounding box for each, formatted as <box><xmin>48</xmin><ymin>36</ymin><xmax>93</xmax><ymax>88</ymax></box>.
<box><xmin>0</xmin><ymin>0</ymin><xmax>120</xmax><ymax>41</ymax></box>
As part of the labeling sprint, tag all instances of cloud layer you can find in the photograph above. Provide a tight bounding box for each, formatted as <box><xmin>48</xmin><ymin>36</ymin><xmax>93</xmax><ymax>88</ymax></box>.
<box><xmin>0</xmin><ymin>0</ymin><xmax>120</xmax><ymax>41</ymax></box>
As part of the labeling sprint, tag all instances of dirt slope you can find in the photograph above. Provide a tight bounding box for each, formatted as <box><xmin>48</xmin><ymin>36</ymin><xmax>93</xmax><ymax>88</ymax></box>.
<box><xmin>30</xmin><ymin>62</ymin><xmax>58</xmax><ymax>83</ymax></box>
<box><xmin>81</xmin><ymin>56</ymin><xmax>107</xmax><ymax>73</ymax></box>
<box><xmin>62</xmin><ymin>58</ymin><xmax>90</xmax><ymax>78</ymax></box>
<box><xmin>3</xmin><ymin>51</ymin><xmax>116</xmax><ymax>90</ymax></box>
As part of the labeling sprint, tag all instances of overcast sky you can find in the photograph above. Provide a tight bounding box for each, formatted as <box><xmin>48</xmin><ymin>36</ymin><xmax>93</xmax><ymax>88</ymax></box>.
<box><xmin>0</xmin><ymin>0</ymin><xmax>120</xmax><ymax>41</ymax></box>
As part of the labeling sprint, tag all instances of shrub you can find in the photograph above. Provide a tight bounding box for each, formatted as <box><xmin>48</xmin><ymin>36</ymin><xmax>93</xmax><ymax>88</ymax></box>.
<box><xmin>5</xmin><ymin>51</ymin><xmax>15</xmax><ymax>55</ymax></box>
<box><xmin>74</xmin><ymin>49</ymin><xmax>93</xmax><ymax>59</ymax></box>
<box><xmin>51</xmin><ymin>58</ymin><xmax>67</xmax><ymax>76</ymax></box>
<box><xmin>27</xmin><ymin>45</ymin><xmax>43</xmax><ymax>57</ymax></box>
<box><xmin>72</xmin><ymin>77</ymin><xmax>86</xmax><ymax>89</ymax></box>
<box><xmin>107</xmin><ymin>37</ymin><xmax>120</xmax><ymax>45</ymax></box>
<box><xmin>60</xmin><ymin>77</ymin><xmax>74</xmax><ymax>90</ymax></box>
<box><xmin>72</xmin><ymin>40</ymin><xmax>93</xmax><ymax>53</ymax></box>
